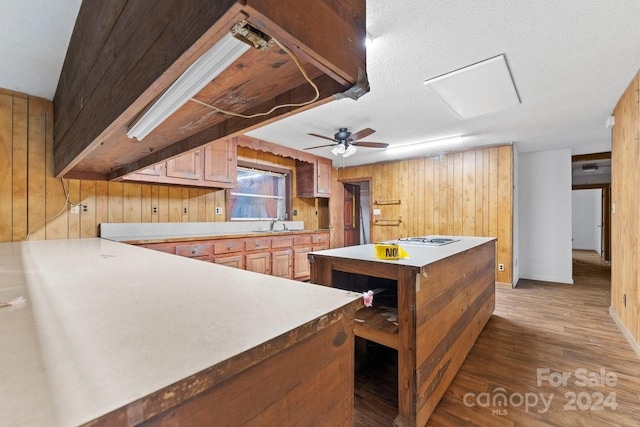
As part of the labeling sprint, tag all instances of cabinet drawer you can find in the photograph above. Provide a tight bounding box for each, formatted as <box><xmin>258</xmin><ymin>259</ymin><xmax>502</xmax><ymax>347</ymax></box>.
<box><xmin>140</xmin><ymin>243</ymin><xmax>176</xmax><ymax>254</ymax></box>
<box><xmin>311</xmin><ymin>233</ymin><xmax>329</xmax><ymax>245</ymax></box>
<box><xmin>271</xmin><ymin>236</ymin><xmax>294</xmax><ymax>249</ymax></box>
<box><xmin>313</xmin><ymin>244</ymin><xmax>329</xmax><ymax>252</ymax></box>
<box><xmin>293</xmin><ymin>234</ymin><xmax>312</xmax><ymax>246</ymax></box>
<box><xmin>213</xmin><ymin>239</ymin><xmax>245</xmax><ymax>254</ymax></box>
<box><xmin>175</xmin><ymin>243</ymin><xmax>212</xmax><ymax>258</ymax></box>
<box><xmin>245</xmin><ymin>237</ymin><xmax>271</xmax><ymax>251</ymax></box>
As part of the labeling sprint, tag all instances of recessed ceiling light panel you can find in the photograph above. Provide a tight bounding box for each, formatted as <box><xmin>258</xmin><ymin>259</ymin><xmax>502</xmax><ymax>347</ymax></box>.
<box><xmin>424</xmin><ymin>54</ymin><xmax>520</xmax><ymax>119</ymax></box>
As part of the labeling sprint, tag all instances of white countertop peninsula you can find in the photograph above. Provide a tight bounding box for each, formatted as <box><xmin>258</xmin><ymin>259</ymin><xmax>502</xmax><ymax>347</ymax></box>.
<box><xmin>0</xmin><ymin>238</ymin><xmax>361</xmax><ymax>426</ymax></box>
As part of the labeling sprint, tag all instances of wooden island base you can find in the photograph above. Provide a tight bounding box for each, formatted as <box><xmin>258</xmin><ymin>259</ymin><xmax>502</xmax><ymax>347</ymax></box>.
<box><xmin>309</xmin><ymin>238</ymin><xmax>496</xmax><ymax>426</ymax></box>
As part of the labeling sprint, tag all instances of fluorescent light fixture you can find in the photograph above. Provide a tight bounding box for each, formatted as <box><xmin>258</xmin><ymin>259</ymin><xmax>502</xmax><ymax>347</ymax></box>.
<box><xmin>424</xmin><ymin>55</ymin><xmax>520</xmax><ymax>119</ymax></box>
<box><xmin>127</xmin><ymin>33</ymin><xmax>250</xmax><ymax>141</ymax></box>
<box><xmin>386</xmin><ymin>136</ymin><xmax>463</xmax><ymax>154</ymax></box>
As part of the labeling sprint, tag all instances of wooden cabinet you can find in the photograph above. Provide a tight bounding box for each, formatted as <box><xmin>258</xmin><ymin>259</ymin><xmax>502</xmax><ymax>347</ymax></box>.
<box><xmin>204</xmin><ymin>138</ymin><xmax>237</xmax><ymax>188</ymax></box>
<box><xmin>272</xmin><ymin>249</ymin><xmax>293</xmax><ymax>278</ymax></box>
<box><xmin>246</xmin><ymin>252</ymin><xmax>271</xmax><ymax>275</ymax></box>
<box><xmin>296</xmin><ymin>158</ymin><xmax>332</xmax><ymax>198</ymax></box>
<box><xmin>122</xmin><ymin>139</ymin><xmax>237</xmax><ymax>189</ymax></box>
<box><xmin>136</xmin><ymin>231</ymin><xmax>329</xmax><ymax>280</ymax></box>
<box><xmin>166</xmin><ymin>150</ymin><xmax>202</xmax><ymax>181</ymax></box>
<box><xmin>293</xmin><ymin>246</ymin><xmax>312</xmax><ymax>279</ymax></box>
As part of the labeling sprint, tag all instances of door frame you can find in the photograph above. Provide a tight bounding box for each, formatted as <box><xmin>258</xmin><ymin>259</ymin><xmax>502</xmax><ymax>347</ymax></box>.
<box><xmin>573</xmin><ymin>183</ymin><xmax>611</xmax><ymax>261</ymax></box>
<box><xmin>338</xmin><ymin>177</ymin><xmax>373</xmax><ymax>248</ymax></box>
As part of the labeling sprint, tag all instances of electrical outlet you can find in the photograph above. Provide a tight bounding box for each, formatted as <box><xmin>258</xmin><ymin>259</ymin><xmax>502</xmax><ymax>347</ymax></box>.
<box><xmin>498</xmin><ymin>263</ymin><xmax>505</xmax><ymax>272</ymax></box>
<box><xmin>215</xmin><ymin>207</ymin><xmax>222</xmax><ymax>215</ymax></box>
<box><xmin>182</xmin><ymin>206</ymin><xmax>188</xmax><ymax>215</ymax></box>
<box><xmin>152</xmin><ymin>205</ymin><xmax>158</xmax><ymax>215</ymax></box>
<box><xmin>82</xmin><ymin>204</ymin><xmax>89</xmax><ymax>213</ymax></box>
<box><xmin>70</xmin><ymin>205</ymin><xmax>80</xmax><ymax>214</ymax></box>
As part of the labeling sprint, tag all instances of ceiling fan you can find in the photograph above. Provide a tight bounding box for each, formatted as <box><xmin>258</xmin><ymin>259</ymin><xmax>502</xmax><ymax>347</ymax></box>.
<box><xmin>304</xmin><ymin>128</ymin><xmax>389</xmax><ymax>157</ymax></box>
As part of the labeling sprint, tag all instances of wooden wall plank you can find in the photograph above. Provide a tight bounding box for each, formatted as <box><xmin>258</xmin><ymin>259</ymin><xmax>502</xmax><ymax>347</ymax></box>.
<box><xmin>95</xmin><ymin>181</ymin><xmax>109</xmax><ymax>235</ymax></box>
<box><xmin>0</xmin><ymin>92</ymin><xmax>13</xmax><ymax>242</ymax></box>
<box><xmin>488</xmin><ymin>148</ymin><xmax>499</xmax><ymax>239</ymax></box>
<box><xmin>108</xmin><ymin>182</ymin><xmax>124</xmax><ymax>223</ymax></box>
<box><xmin>462</xmin><ymin>151</ymin><xmax>475</xmax><ymax>236</ymax></box>
<box><xmin>168</xmin><ymin>187</ymin><xmax>182</xmax><ymax>222</ymax></box>
<box><xmin>189</xmin><ymin>188</ymin><xmax>199</xmax><ymax>222</ymax></box>
<box><xmin>158</xmin><ymin>186</ymin><xmax>170</xmax><ymax>222</ymax></box>
<box><xmin>123</xmin><ymin>183</ymin><xmax>142</xmax><ymax>223</ymax></box>
<box><xmin>11</xmin><ymin>95</ymin><xmax>28</xmax><ymax>241</ymax></box>
<box><xmin>141</xmin><ymin>185</ymin><xmax>152</xmax><ymax>223</ymax></box>
<box><xmin>475</xmin><ymin>151</ymin><xmax>484</xmax><ymax>236</ymax></box>
<box><xmin>432</xmin><ymin>156</ymin><xmax>440</xmax><ymax>235</ymax></box>
<box><xmin>453</xmin><ymin>152</ymin><xmax>464</xmax><ymax>235</ymax></box>
<box><xmin>497</xmin><ymin>146</ymin><xmax>513</xmax><ymax>283</ymax></box>
<box><xmin>27</xmin><ymin>97</ymin><xmax>47</xmax><ymax>240</ymax></box>
<box><xmin>482</xmin><ymin>150</ymin><xmax>490</xmax><ymax>236</ymax></box>
<box><xmin>80</xmin><ymin>180</ymin><xmax>97</xmax><ymax>238</ymax></box>
<box><xmin>67</xmin><ymin>179</ymin><xmax>81</xmax><ymax>239</ymax></box>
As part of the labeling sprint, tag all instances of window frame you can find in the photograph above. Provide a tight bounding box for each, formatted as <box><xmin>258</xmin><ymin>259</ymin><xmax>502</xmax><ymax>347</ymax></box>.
<box><xmin>226</xmin><ymin>160</ymin><xmax>292</xmax><ymax>221</ymax></box>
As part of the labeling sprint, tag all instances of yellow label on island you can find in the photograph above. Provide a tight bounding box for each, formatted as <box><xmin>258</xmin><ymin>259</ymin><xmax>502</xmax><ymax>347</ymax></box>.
<box><xmin>374</xmin><ymin>243</ymin><xmax>410</xmax><ymax>260</ymax></box>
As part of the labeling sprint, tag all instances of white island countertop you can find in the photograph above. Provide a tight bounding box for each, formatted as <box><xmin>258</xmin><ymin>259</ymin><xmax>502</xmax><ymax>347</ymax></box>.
<box><xmin>0</xmin><ymin>238</ymin><xmax>361</xmax><ymax>427</ymax></box>
<box><xmin>310</xmin><ymin>236</ymin><xmax>495</xmax><ymax>268</ymax></box>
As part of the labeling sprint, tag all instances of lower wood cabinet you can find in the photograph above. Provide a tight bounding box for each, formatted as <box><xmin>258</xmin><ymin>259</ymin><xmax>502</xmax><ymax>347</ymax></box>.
<box><xmin>293</xmin><ymin>247</ymin><xmax>312</xmax><ymax>279</ymax></box>
<box><xmin>246</xmin><ymin>251</ymin><xmax>271</xmax><ymax>275</ymax></box>
<box><xmin>137</xmin><ymin>231</ymin><xmax>329</xmax><ymax>281</ymax></box>
<box><xmin>272</xmin><ymin>249</ymin><xmax>293</xmax><ymax>278</ymax></box>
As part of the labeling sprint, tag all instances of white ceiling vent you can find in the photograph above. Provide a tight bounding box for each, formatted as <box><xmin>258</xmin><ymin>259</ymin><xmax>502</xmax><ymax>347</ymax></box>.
<box><xmin>424</xmin><ymin>54</ymin><xmax>520</xmax><ymax>120</ymax></box>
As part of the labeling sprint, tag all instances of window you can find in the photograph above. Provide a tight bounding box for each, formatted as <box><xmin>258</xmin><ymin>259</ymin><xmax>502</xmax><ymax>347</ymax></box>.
<box><xmin>229</xmin><ymin>166</ymin><xmax>290</xmax><ymax>220</ymax></box>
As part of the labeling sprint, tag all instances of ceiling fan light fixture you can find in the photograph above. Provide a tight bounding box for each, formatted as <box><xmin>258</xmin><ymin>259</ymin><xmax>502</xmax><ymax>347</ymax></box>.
<box><xmin>344</xmin><ymin>144</ymin><xmax>357</xmax><ymax>157</ymax></box>
<box><xmin>331</xmin><ymin>144</ymin><xmax>346</xmax><ymax>156</ymax></box>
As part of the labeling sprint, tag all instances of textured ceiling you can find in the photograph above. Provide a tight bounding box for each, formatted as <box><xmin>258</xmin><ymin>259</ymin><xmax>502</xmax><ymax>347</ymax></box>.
<box><xmin>1</xmin><ymin>1</ymin><xmax>639</xmax><ymax>168</ymax></box>
<box><xmin>248</xmin><ymin>0</ymin><xmax>640</xmax><ymax>167</ymax></box>
<box><xmin>0</xmin><ymin>0</ymin><xmax>81</xmax><ymax>99</ymax></box>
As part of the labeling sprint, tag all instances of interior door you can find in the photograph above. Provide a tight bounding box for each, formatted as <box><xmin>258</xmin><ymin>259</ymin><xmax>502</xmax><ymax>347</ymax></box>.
<box><xmin>343</xmin><ymin>184</ymin><xmax>360</xmax><ymax>247</ymax></box>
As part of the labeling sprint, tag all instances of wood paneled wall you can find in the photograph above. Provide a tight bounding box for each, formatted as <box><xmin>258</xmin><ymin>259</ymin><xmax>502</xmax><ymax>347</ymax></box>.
<box><xmin>611</xmin><ymin>71</ymin><xmax>640</xmax><ymax>346</ymax></box>
<box><xmin>336</xmin><ymin>145</ymin><xmax>513</xmax><ymax>285</ymax></box>
<box><xmin>0</xmin><ymin>89</ymin><xmax>226</xmax><ymax>242</ymax></box>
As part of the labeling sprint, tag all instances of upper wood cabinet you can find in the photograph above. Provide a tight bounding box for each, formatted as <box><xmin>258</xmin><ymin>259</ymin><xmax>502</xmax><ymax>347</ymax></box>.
<box><xmin>204</xmin><ymin>138</ymin><xmax>237</xmax><ymax>188</ymax></box>
<box><xmin>122</xmin><ymin>139</ymin><xmax>237</xmax><ymax>188</ymax></box>
<box><xmin>166</xmin><ymin>151</ymin><xmax>201</xmax><ymax>181</ymax></box>
<box><xmin>296</xmin><ymin>158</ymin><xmax>333</xmax><ymax>198</ymax></box>
<box><xmin>53</xmin><ymin>1</ymin><xmax>367</xmax><ymax>180</ymax></box>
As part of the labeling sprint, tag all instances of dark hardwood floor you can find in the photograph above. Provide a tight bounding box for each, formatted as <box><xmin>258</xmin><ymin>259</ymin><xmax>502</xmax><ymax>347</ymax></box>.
<box><xmin>354</xmin><ymin>250</ymin><xmax>640</xmax><ymax>426</ymax></box>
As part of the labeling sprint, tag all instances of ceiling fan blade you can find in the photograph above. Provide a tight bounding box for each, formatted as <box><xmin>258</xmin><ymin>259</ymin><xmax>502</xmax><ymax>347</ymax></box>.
<box><xmin>308</xmin><ymin>133</ymin><xmax>338</xmax><ymax>143</ymax></box>
<box><xmin>352</xmin><ymin>141</ymin><xmax>389</xmax><ymax>148</ymax></box>
<box><xmin>304</xmin><ymin>143</ymin><xmax>338</xmax><ymax>150</ymax></box>
<box><xmin>348</xmin><ymin>127</ymin><xmax>375</xmax><ymax>142</ymax></box>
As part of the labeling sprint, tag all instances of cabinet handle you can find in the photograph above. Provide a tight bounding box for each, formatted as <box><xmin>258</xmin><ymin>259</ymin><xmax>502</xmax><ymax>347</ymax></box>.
<box><xmin>227</xmin><ymin>245</ymin><xmax>231</xmax><ymax>250</ymax></box>
<box><xmin>191</xmin><ymin>249</ymin><xmax>197</xmax><ymax>254</ymax></box>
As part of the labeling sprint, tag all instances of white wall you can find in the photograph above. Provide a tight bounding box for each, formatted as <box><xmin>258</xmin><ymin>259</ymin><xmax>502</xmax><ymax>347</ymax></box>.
<box><xmin>519</xmin><ymin>149</ymin><xmax>573</xmax><ymax>284</ymax></box>
<box><xmin>572</xmin><ymin>189</ymin><xmax>602</xmax><ymax>252</ymax></box>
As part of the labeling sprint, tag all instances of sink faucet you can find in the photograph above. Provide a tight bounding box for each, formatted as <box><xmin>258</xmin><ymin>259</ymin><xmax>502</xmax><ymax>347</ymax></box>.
<box><xmin>269</xmin><ymin>218</ymin><xmax>277</xmax><ymax>231</ymax></box>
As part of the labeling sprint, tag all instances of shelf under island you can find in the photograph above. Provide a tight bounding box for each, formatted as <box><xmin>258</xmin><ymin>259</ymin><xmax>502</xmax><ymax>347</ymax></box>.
<box><xmin>0</xmin><ymin>238</ymin><xmax>362</xmax><ymax>427</ymax></box>
<box><xmin>308</xmin><ymin>236</ymin><xmax>496</xmax><ymax>426</ymax></box>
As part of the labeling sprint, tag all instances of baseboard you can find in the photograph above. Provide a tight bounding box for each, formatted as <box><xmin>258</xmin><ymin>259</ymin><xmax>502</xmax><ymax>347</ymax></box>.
<box><xmin>609</xmin><ymin>306</ymin><xmax>640</xmax><ymax>359</ymax></box>
<box><xmin>519</xmin><ymin>274</ymin><xmax>574</xmax><ymax>285</ymax></box>
<box><xmin>495</xmin><ymin>281</ymin><xmax>512</xmax><ymax>289</ymax></box>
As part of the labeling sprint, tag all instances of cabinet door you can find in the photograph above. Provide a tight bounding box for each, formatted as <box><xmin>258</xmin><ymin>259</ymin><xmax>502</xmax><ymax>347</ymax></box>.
<box><xmin>316</xmin><ymin>158</ymin><xmax>332</xmax><ymax>195</ymax></box>
<box><xmin>246</xmin><ymin>252</ymin><xmax>271</xmax><ymax>275</ymax></box>
<box><xmin>293</xmin><ymin>246</ymin><xmax>312</xmax><ymax>279</ymax></box>
<box><xmin>166</xmin><ymin>150</ymin><xmax>202</xmax><ymax>180</ymax></box>
<box><xmin>214</xmin><ymin>254</ymin><xmax>244</xmax><ymax>269</ymax></box>
<box><xmin>271</xmin><ymin>249</ymin><xmax>293</xmax><ymax>278</ymax></box>
<box><xmin>204</xmin><ymin>139</ymin><xmax>237</xmax><ymax>188</ymax></box>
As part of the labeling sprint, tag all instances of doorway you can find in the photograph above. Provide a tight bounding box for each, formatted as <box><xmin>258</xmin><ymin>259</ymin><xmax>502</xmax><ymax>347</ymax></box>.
<box><xmin>342</xmin><ymin>180</ymin><xmax>371</xmax><ymax>247</ymax></box>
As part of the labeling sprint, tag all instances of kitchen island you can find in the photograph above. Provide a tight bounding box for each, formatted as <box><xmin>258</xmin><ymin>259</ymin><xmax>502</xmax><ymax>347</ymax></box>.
<box><xmin>0</xmin><ymin>238</ymin><xmax>362</xmax><ymax>426</ymax></box>
<box><xmin>309</xmin><ymin>236</ymin><xmax>496</xmax><ymax>426</ymax></box>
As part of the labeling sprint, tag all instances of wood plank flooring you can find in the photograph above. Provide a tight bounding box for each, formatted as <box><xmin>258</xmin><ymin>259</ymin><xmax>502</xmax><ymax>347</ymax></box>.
<box><xmin>354</xmin><ymin>250</ymin><xmax>640</xmax><ymax>426</ymax></box>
